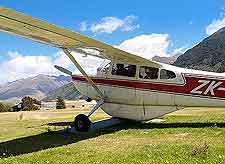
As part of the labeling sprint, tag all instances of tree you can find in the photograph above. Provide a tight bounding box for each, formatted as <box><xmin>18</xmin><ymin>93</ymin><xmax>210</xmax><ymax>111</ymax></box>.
<box><xmin>0</xmin><ymin>102</ymin><xmax>6</xmax><ymax>112</ymax></box>
<box><xmin>21</xmin><ymin>96</ymin><xmax>33</xmax><ymax>111</ymax></box>
<box><xmin>21</xmin><ymin>96</ymin><xmax>40</xmax><ymax>111</ymax></box>
<box><xmin>0</xmin><ymin>102</ymin><xmax>11</xmax><ymax>112</ymax></box>
<box><xmin>56</xmin><ymin>96</ymin><xmax>66</xmax><ymax>109</ymax></box>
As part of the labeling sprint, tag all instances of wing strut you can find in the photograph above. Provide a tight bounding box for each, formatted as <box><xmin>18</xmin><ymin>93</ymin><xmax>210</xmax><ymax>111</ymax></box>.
<box><xmin>63</xmin><ymin>49</ymin><xmax>104</xmax><ymax>99</ymax></box>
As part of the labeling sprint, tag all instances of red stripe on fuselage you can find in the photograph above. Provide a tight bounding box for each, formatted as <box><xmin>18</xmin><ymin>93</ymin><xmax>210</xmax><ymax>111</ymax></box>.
<box><xmin>72</xmin><ymin>75</ymin><xmax>225</xmax><ymax>98</ymax></box>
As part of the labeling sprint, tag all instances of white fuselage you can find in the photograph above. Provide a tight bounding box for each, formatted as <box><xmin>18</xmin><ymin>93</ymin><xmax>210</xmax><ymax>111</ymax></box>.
<box><xmin>72</xmin><ymin>62</ymin><xmax>225</xmax><ymax>121</ymax></box>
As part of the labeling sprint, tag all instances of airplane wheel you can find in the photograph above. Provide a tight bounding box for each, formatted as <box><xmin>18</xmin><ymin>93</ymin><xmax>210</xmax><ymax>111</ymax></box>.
<box><xmin>73</xmin><ymin>114</ymin><xmax>91</xmax><ymax>132</ymax></box>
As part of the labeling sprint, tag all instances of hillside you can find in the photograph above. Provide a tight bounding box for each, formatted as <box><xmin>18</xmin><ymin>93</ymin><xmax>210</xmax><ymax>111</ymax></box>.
<box><xmin>42</xmin><ymin>82</ymin><xmax>80</xmax><ymax>101</ymax></box>
<box><xmin>174</xmin><ymin>27</ymin><xmax>225</xmax><ymax>72</ymax></box>
<box><xmin>152</xmin><ymin>53</ymin><xmax>181</xmax><ymax>64</ymax></box>
<box><xmin>0</xmin><ymin>75</ymin><xmax>71</xmax><ymax>102</ymax></box>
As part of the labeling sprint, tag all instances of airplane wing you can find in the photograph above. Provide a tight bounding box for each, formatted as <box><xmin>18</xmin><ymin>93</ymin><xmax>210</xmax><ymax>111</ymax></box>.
<box><xmin>0</xmin><ymin>6</ymin><xmax>159</xmax><ymax>67</ymax></box>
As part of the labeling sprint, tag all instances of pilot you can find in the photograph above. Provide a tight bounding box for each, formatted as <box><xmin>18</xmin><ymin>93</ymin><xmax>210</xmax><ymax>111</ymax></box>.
<box><xmin>139</xmin><ymin>67</ymin><xmax>147</xmax><ymax>79</ymax></box>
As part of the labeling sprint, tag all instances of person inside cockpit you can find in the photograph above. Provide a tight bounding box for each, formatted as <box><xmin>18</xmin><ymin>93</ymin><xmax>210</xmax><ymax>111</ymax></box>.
<box><xmin>139</xmin><ymin>67</ymin><xmax>148</xmax><ymax>79</ymax></box>
<box><xmin>116</xmin><ymin>64</ymin><xmax>127</xmax><ymax>76</ymax></box>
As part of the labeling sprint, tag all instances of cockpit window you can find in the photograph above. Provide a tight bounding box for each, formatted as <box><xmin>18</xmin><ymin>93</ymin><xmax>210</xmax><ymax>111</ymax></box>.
<box><xmin>112</xmin><ymin>63</ymin><xmax>136</xmax><ymax>77</ymax></box>
<box><xmin>103</xmin><ymin>63</ymin><xmax>110</xmax><ymax>72</ymax></box>
<box><xmin>97</xmin><ymin>61</ymin><xmax>111</xmax><ymax>76</ymax></box>
<box><xmin>160</xmin><ymin>69</ymin><xmax>176</xmax><ymax>79</ymax></box>
<box><xmin>139</xmin><ymin>66</ymin><xmax>159</xmax><ymax>79</ymax></box>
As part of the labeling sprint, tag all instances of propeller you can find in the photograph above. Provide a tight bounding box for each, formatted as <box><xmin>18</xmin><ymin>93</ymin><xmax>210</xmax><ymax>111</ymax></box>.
<box><xmin>54</xmin><ymin>65</ymin><xmax>72</xmax><ymax>76</ymax></box>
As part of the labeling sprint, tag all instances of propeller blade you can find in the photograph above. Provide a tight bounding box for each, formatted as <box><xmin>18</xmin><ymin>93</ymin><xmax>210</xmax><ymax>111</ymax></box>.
<box><xmin>54</xmin><ymin>65</ymin><xmax>72</xmax><ymax>76</ymax></box>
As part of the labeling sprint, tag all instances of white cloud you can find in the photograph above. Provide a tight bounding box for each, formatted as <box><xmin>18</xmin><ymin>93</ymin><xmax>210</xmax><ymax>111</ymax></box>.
<box><xmin>7</xmin><ymin>51</ymin><xmax>21</xmax><ymax>58</ymax></box>
<box><xmin>69</xmin><ymin>51</ymin><xmax>105</xmax><ymax>75</ymax></box>
<box><xmin>206</xmin><ymin>17</ymin><xmax>225</xmax><ymax>36</ymax></box>
<box><xmin>80</xmin><ymin>15</ymin><xmax>139</xmax><ymax>34</ymax></box>
<box><xmin>0</xmin><ymin>53</ymin><xmax>56</xmax><ymax>83</ymax></box>
<box><xmin>117</xmin><ymin>34</ymin><xmax>170</xmax><ymax>59</ymax></box>
<box><xmin>171</xmin><ymin>47</ymin><xmax>188</xmax><ymax>55</ymax></box>
<box><xmin>54</xmin><ymin>51</ymin><xmax>72</xmax><ymax>66</ymax></box>
<box><xmin>79</xmin><ymin>21</ymin><xmax>88</xmax><ymax>32</ymax></box>
<box><xmin>0</xmin><ymin>51</ymin><xmax>105</xmax><ymax>84</ymax></box>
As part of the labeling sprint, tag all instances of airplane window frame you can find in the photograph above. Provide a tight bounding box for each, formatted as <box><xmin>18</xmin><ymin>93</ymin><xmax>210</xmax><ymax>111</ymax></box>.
<box><xmin>111</xmin><ymin>63</ymin><xmax>137</xmax><ymax>77</ymax></box>
<box><xmin>139</xmin><ymin>66</ymin><xmax>159</xmax><ymax>80</ymax></box>
<box><xmin>160</xmin><ymin>69</ymin><xmax>176</xmax><ymax>79</ymax></box>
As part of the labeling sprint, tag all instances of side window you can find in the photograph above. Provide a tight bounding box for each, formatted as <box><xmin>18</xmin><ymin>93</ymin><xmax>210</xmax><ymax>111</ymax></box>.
<box><xmin>160</xmin><ymin>69</ymin><xmax>176</xmax><ymax>79</ymax></box>
<box><xmin>139</xmin><ymin>66</ymin><xmax>159</xmax><ymax>79</ymax></box>
<box><xmin>112</xmin><ymin>63</ymin><xmax>136</xmax><ymax>77</ymax></box>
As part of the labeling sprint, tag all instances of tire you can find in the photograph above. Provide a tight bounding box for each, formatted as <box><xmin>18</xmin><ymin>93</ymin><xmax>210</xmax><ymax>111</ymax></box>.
<box><xmin>73</xmin><ymin>114</ymin><xmax>91</xmax><ymax>132</ymax></box>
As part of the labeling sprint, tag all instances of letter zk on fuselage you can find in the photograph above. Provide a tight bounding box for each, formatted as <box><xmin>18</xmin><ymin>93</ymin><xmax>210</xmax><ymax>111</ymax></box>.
<box><xmin>191</xmin><ymin>80</ymin><xmax>225</xmax><ymax>96</ymax></box>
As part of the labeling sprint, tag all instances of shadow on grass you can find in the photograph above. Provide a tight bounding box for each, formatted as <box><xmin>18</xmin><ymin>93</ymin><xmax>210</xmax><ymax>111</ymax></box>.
<box><xmin>0</xmin><ymin>120</ymin><xmax>224</xmax><ymax>158</ymax></box>
<box><xmin>47</xmin><ymin>121</ymin><xmax>73</xmax><ymax>127</ymax></box>
<box><xmin>47</xmin><ymin>121</ymin><xmax>225</xmax><ymax>129</ymax></box>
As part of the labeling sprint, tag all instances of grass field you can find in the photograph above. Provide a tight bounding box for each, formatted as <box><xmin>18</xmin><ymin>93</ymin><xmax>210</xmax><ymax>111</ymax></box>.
<box><xmin>0</xmin><ymin>107</ymin><xmax>224</xmax><ymax>164</ymax></box>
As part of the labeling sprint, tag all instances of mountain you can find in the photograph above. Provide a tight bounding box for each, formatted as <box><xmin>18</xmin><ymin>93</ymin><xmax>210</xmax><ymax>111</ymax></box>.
<box><xmin>152</xmin><ymin>53</ymin><xmax>182</xmax><ymax>64</ymax></box>
<box><xmin>173</xmin><ymin>27</ymin><xmax>225</xmax><ymax>72</ymax></box>
<box><xmin>0</xmin><ymin>75</ymin><xmax>71</xmax><ymax>102</ymax></box>
<box><xmin>42</xmin><ymin>82</ymin><xmax>80</xmax><ymax>101</ymax></box>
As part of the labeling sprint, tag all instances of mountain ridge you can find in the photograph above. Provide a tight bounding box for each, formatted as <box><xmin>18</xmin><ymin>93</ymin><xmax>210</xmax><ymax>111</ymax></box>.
<box><xmin>173</xmin><ymin>27</ymin><xmax>225</xmax><ymax>72</ymax></box>
<box><xmin>0</xmin><ymin>74</ymin><xmax>71</xmax><ymax>102</ymax></box>
<box><xmin>152</xmin><ymin>53</ymin><xmax>181</xmax><ymax>64</ymax></box>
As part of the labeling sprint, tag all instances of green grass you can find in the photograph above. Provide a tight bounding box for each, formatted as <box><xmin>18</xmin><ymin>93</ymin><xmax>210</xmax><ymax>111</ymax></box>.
<box><xmin>0</xmin><ymin>107</ymin><xmax>224</xmax><ymax>164</ymax></box>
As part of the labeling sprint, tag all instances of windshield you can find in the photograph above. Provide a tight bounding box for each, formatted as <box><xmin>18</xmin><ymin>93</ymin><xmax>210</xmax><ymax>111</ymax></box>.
<box><xmin>96</xmin><ymin>60</ymin><xmax>111</xmax><ymax>77</ymax></box>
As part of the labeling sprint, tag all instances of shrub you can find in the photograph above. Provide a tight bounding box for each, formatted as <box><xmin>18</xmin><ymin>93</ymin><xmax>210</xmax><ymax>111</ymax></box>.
<box><xmin>192</xmin><ymin>142</ymin><xmax>209</xmax><ymax>156</ymax></box>
<box><xmin>56</xmin><ymin>96</ymin><xmax>66</xmax><ymax>109</ymax></box>
<box><xmin>0</xmin><ymin>102</ymin><xmax>12</xmax><ymax>112</ymax></box>
<box><xmin>21</xmin><ymin>107</ymin><xmax>31</xmax><ymax>111</ymax></box>
<box><xmin>0</xmin><ymin>102</ymin><xmax>6</xmax><ymax>112</ymax></box>
<box><xmin>3</xmin><ymin>103</ymin><xmax>12</xmax><ymax>112</ymax></box>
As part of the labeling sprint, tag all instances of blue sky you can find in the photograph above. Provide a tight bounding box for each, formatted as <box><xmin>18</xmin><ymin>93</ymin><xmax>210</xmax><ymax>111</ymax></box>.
<box><xmin>0</xmin><ymin>0</ymin><xmax>225</xmax><ymax>83</ymax></box>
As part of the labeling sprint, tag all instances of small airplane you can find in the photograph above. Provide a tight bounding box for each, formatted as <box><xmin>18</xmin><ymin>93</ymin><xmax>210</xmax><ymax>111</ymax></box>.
<box><xmin>0</xmin><ymin>6</ymin><xmax>225</xmax><ymax>132</ymax></box>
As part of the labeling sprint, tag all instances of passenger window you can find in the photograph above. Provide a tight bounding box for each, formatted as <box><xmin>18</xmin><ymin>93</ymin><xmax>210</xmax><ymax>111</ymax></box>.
<box><xmin>160</xmin><ymin>69</ymin><xmax>176</xmax><ymax>79</ymax></box>
<box><xmin>139</xmin><ymin>66</ymin><xmax>159</xmax><ymax>79</ymax></box>
<box><xmin>111</xmin><ymin>63</ymin><xmax>136</xmax><ymax>77</ymax></box>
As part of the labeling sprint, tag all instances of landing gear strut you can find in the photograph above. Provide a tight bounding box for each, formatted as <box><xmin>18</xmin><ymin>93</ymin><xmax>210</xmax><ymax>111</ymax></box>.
<box><xmin>73</xmin><ymin>99</ymin><xmax>104</xmax><ymax>132</ymax></box>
